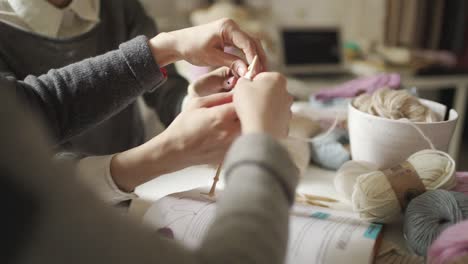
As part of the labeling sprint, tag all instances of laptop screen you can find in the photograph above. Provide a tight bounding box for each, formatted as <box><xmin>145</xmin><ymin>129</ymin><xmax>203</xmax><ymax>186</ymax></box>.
<box><xmin>282</xmin><ymin>29</ymin><xmax>341</xmax><ymax>66</ymax></box>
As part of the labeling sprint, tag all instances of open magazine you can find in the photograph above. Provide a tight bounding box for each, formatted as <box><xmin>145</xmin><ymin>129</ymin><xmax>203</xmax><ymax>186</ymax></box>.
<box><xmin>143</xmin><ymin>188</ymin><xmax>382</xmax><ymax>264</ymax></box>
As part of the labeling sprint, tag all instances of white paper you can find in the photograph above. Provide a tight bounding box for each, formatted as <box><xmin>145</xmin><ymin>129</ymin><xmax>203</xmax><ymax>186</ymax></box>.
<box><xmin>143</xmin><ymin>188</ymin><xmax>381</xmax><ymax>264</ymax></box>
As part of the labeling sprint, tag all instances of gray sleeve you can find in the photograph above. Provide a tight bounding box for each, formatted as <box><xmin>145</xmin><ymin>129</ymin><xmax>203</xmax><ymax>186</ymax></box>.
<box><xmin>142</xmin><ymin>63</ymin><xmax>188</xmax><ymax>127</ymax></box>
<box><xmin>198</xmin><ymin>134</ymin><xmax>299</xmax><ymax>263</ymax></box>
<box><xmin>126</xmin><ymin>0</ymin><xmax>189</xmax><ymax>126</ymax></box>
<box><xmin>0</xmin><ymin>53</ymin><xmax>15</xmax><ymax>78</ymax></box>
<box><xmin>7</xmin><ymin>36</ymin><xmax>165</xmax><ymax>144</ymax></box>
<box><xmin>4</xmin><ymin>87</ymin><xmax>299</xmax><ymax>264</ymax></box>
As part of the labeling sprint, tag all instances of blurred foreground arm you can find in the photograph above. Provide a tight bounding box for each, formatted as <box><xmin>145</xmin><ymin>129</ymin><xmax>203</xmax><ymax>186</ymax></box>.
<box><xmin>2</xmin><ymin>72</ymin><xmax>298</xmax><ymax>264</ymax></box>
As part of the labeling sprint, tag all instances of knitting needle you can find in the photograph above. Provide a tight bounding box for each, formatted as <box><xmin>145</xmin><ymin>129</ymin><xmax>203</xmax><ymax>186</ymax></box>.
<box><xmin>302</xmin><ymin>194</ymin><xmax>338</xmax><ymax>203</ymax></box>
<box><xmin>207</xmin><ymin>161</ymin><xmax>223</xmax><ymax>197</ymax></box>
<box><xmin>295</xmin><ymin>193</ymin><xmax>338</xmax><ymax>208</ymax></box>
<box><xmin>243</xmin><ymin>55</ymin><xmax>259</xmax><ymax>81</ymax></box>
<box><xmin>205</xmin><ymin>56</ymin><xmax>260</xmax><ymax>197</ymax></box>
<box><xmin>305</xmin><ymin>200</ymin><xmax>329</xmax><ymax>208</ymax></box>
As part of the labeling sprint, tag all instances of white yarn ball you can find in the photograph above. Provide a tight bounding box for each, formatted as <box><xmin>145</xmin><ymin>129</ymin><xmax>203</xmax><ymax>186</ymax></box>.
<box><xmin>407</xmin><ymin>150</ymin><xmax>456</xmax><ymax>190</ymax></box>
<box><xmin>350</xmin><ymin>149</ymin><xmax>456</xmax><ymax>223</ymax></box>
<box><xmin>280</xmin><ymin>137</ymin><xmax>311</xmax><ymax>176</ymax></box>
<box><xmin>334</xmin><ymin>160</ymin><xmax>378</xmax><ymax>200</ymax></box>
<box><xmin>352</xmin><ymin>169</ymin><xmax>401</xmax><ymax>223</ymax></box>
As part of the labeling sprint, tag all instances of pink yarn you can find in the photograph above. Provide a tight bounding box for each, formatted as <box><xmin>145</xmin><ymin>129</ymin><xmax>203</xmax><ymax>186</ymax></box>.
<box><xmin>314</xmin><ymin>73</ymin><xmax>401</xmax><ymax>101</ymax></box>
<box><xmin>454</xmin><ymin>172</ymin><xmax>468</xmax><ymax>194</ymax></box>
<box><xmin>428</xmin><ymin>220</ymin><xmax>468</xmax><ymax>264</ymax></box>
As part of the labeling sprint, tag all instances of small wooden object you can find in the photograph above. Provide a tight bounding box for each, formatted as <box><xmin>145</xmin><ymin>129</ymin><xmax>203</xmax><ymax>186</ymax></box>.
<box><xmin>207</xmin><ymin>162</ymin><xmax>223</xmax><ymax>197</ymax></box>
<box><xmin>295</xmin><ymin>193</ymin><xmax>338</xmax><ymax>208</ymax></box>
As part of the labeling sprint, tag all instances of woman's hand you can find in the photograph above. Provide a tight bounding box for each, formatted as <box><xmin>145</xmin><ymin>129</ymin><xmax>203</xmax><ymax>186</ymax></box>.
<box><xmin>233</xmin><ymin>72</ymin><xmax>293</xmax><ymax>138</ymax></box>
<box><xmin>184</xmin><ymin>67</ymin><xmax>238</xmax><ymax>110</ymax></box>
<box><xmin>110</xmin><ymin>92</ymin><xmax>239</xmax><ymax>192</ymax></box>
<box><xmin>149</xmin><ymin>18</ymin><xmax>266</xmax><ymax>77</ymax></box>
<box><xmin>162</xmin><ymin>92</ymin><xmax>240</xmax><ymax>166</ymax></box>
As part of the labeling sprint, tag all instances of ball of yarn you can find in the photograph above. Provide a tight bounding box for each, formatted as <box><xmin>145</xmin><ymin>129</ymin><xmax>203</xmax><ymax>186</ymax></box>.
<box><xmin>407</xmin><ymin>150</ymin><xmax>457</xmax><ymax>189</ymax></box>
<box><xmin>427</xmin><ymin>220</ymin><xmax>468</xmax><ymax>264</ymax></box>
<box><xmin>428</xmin><ymin>219</ymin><xmax>468</xmax><ymax>264</ymax></box>
<box><xmin>351</xmin><ymin>150</ymin><xmax>456</xmax><ymax>223</ymax></box>
<box><xmin>404</xmin><ymin>190</ymin><xmax>468</xmax><ymax>257</ymax></box>
<box><xmin>334</xmin><ymin>160</ymin><xmax>378</xmax><ymax>200</ymax></box>
<box><xmin>353</xmin><ymin>88</ymin><xmax>439</xmax><ymax>122</ymax></box>
<box><xmin>310</xmin><ymin>129</ymin><xmax>351</xmax><ymax>170</ymax></box>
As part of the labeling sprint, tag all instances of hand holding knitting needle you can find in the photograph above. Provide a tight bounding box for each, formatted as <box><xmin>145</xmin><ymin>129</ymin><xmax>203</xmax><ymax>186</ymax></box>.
<box><xmin>203</xmin><ymin>59</ymin><xmax>294</xmax><ymax>198</ymax></box>
<box><xmin>204</xmin><ymin>55</ymin><xmax>260</xmax><ymax>197</ymax></box>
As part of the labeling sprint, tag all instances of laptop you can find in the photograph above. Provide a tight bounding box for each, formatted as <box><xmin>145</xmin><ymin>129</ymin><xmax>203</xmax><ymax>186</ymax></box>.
<box><xmin>279</xmin><ymin>27</ymin><xmax>349</xmax><ymax>76</ymax></box>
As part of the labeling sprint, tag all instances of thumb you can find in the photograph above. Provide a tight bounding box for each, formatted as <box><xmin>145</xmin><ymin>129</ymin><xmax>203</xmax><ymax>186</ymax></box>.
<box><xmin>213</xmin><ymin>50</ymin><xmax>248</xmax><ymax>77</ymax></box>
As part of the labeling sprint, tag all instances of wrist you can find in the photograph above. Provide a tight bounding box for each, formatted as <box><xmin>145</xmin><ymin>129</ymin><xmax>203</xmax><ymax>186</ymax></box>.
<box><xmin>110</xmin><ymin>134</ymin><xmax>181</xmax><ymax>192</ymax></box>
<box><xmin>242</xmin><ymin>122</ymin><xmax>281</xmax><ymax>139</ymax></box>
<box><xmin>148</xmin><ymin>32</ymin><xmax>182</xmax><ymax>67</ymax></box>
<box><xmin>242</xmin><ymin>118</ymin><xmax>267</xmax><ymax>134</ymax></box>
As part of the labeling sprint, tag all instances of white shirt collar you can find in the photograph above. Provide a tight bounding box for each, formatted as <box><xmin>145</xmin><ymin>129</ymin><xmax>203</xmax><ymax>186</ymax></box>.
<box><xmin>68</xmin><ymin>0</ymin><xmax>100</xmax><ymax>22</ymax></box>
<box><xmin>7</xmin><ymin>0</ymin><xmax>99</xmax><ymax>37</ymax></box>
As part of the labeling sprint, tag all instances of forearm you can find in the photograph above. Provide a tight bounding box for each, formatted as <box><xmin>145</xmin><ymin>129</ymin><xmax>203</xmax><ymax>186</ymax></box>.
<box><xmin>109</xmin><ymin>132</ymin><xmax>182</xmax><ymax>192</ymax></box>
<box><xmin>12</xmin><ymin>36</ymin><xmax>165</xmax><ymax>143</ymax></box>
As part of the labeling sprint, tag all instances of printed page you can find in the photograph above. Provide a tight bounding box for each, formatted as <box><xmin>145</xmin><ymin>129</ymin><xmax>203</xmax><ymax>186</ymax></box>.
<box><xmin>288</xmin><ymin>205</ymin><xmax>381</xmax><ymax>264</ymax></box>
<box><xmin>143</xmin><ymin>188</ymin><xmax>382</xmax><ymax>264</ymax></box>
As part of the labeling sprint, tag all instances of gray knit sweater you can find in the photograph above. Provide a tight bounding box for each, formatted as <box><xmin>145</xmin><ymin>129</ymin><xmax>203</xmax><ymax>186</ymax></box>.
<box><xmin>0</xmin><ymin>36</ymin><xmax>299</xmax><ymax>264</ymax></box>
<box><xmin>0</xmin><ymin>0</ymin><xmax>188</xmax><ymax>155</ymax></box>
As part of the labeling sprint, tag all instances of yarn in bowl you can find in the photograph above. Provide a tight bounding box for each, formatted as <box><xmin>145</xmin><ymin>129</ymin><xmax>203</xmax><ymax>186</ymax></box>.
<box><xmin>348</xmin><ymin>89</ymin><xmax>458</xmax><ymax>169</ymax></box>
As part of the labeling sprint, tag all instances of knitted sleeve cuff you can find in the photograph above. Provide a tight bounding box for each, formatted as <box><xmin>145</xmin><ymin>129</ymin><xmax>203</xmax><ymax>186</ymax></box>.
<box><xmin>224</xmin><ymin>134</ymin><xmax>299</xmax><ymax>204</ymax></box>
<box><xmin>119</xmin><ymin>36</ymin><xmax>165</xmax><ymax>92</ymax></box>
<box><xmin>76</xmin><ymin>155</ymin><xmax>137</xmax><ymax>204</ymax></box>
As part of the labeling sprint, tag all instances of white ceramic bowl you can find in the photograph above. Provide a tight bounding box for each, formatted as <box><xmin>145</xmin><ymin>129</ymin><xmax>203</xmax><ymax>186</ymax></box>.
<box><xmin>348</xmin><ymin>99</ymin><xmax>458</xmax><ymax>169</ymax></box>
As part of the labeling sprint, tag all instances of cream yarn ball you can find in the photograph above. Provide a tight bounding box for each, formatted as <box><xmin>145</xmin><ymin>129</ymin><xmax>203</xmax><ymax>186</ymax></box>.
<box><xmin>334</xmin><ymin>160</ymin><xmax>378</xmax><ymax>200</ymax></box>
<box><xmin>335</xmin><ymin>150</ymin><xmax>455</xmax><ymax>223</ymax></box>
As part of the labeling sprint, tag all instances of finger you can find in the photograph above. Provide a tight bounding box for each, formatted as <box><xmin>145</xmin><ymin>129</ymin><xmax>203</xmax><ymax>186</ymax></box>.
<box><xmin>234</xmin><ymin>77</ymin><xmax>252</xmax><ymax>87</ymax></box>
<box><xmin>195</xmin><ymin>92</ymin><xmax>233</xmax><ymax>108</ymax></box>
<box><xmin>227</xmin><ymin>76</ymin><xmax>238</xmax><ymax>88</ymax></box>
<box><xmin>220</xmin><ymin>20</ymin><xmax>257</xmax><ymax>65</ymax></box>
<box><xmin>252</xmin><ymin>37</ymin><xmax>268</xmax><ymax>74</ymax></box>
<box><xmin>230</xmin><ymin>30</ymin><xmax>257</xmax><ymax>64</ymax></box>
<box><xmin>191</xmin><ymin>67</ymin><xmax>234</xmax><ymax>96</ymax></box>
<box><xmin>212</xmin><ymin>50</ymin><xmax>248</xmax><ymax>77</ymax></box>
<box><xmin>251</xmin><ymin>71</ymin><xmax>270</xmax><ymax>81</ymax></box>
